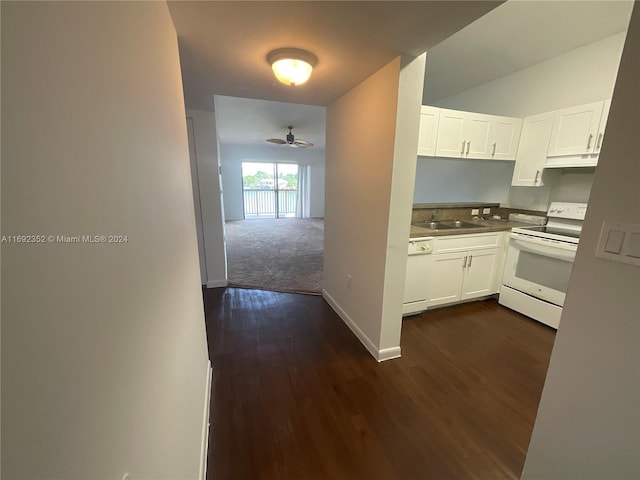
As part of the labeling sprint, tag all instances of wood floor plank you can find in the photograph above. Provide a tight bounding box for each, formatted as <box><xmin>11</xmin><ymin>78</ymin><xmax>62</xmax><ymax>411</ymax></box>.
<box><xmin>203</xmin><ymin>288</ymin><xmax>555</xmax><ymax>480</ymax></box>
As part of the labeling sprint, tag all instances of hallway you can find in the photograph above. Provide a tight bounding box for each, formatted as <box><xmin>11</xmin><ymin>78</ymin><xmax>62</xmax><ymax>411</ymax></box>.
<box><xmin>202</xmin><ymin>288</ymin><xmax>556</xmax><ymax>480</ymax></box>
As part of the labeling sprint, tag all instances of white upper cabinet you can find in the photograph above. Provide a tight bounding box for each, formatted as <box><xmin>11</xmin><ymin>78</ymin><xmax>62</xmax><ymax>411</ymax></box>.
<box><xmin>593</xmin><ymin>99</ymin><xmax>611</xmax><ymax>155</ymax></box>
<box><xmin>417</xmin><ymin>106</ymin><xmax>440</xmax><ymax>157</ymax></box>
<box><xmin>433</xmin><ymin>108</ymin><xmax>520</xmax><ymax>160</ymax></box>
<box><xmin>435</xmin><ymin>109</ymin><xmax>467</xmax><ymax>158</ymax></box>
<box><xmin>547</xmin><ymin>101</ymin><xmax>605</xmax><ymax>157</ymax></box>
<box><xmin>464</xmin><ymin>114</ymin><xmax>492</xmax><ymax>158</ymax></box>
<box><xmin>489</xmin><ymin>116</ymin><xmax>523</xmax><ymax>160</ymax></box>
<box><xmin>511</xmin><ymin>112</ymin><xmax>555</xmax><ymax>186</ymax></box>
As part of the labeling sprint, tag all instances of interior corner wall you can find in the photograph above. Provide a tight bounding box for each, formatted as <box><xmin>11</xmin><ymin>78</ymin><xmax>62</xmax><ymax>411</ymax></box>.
<box><xmin>379</xmin><ymin>54</ymin><xmax>426</xmax><ymax>356</ymax></box>
<box><xmin>522</xmin><ymin>5</ymin><xmax>639</xmax><ymax>479</ymax></box>
<box><xmin>186</xmin><ymin>109</ymin><xmax>227</xmax><ymax>288</ymax></box>
<box><xmin>219</xmin><ymin>144</ymin><xmax>326</xmax><ymax>221</ymax></box>
<box><xmin>323</xmin><ymin>57</ymin><xmax>401</xmax><ymax>359</ymax></box>
<box><xmin>1</xmin><ymin>2</ymin><xmax>209</xmax><ymax>478</ymax></box>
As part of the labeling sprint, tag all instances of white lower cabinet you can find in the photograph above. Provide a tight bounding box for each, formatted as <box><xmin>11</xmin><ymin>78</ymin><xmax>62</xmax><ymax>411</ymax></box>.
<box><xmin>426</xmin><ymin>233</ymin><xmax>504</xmax><ymax>308</ymax></box>
<box><xmin>460</xmin><ymin>248</ymin><xmax>501</xmax><ymax>300</ymax></box>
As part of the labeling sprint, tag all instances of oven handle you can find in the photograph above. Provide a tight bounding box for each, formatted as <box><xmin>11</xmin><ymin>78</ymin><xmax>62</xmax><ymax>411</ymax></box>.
<box><xmin>510</xmin><ymin>233</ymin><xmax>577</xmax><ymax>261</ymax></box>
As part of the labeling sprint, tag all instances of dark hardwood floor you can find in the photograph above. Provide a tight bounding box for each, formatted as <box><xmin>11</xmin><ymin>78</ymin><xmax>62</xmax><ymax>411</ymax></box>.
<box><xmin>202</xmin><ymin>288</ymin><xmax>556</xmax><ymax>480</ymax></box>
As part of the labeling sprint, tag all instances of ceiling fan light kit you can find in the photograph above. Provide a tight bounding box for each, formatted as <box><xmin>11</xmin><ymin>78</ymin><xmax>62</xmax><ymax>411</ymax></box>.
<box><xmin>267</xmin><ymin>48</ymin><xmax>318</xmax><ymax>86</ymax></box>
<box><xmin>266</xmin><ymin>126</ymin><xmax>314</xmax><ymax>148</ymax></box>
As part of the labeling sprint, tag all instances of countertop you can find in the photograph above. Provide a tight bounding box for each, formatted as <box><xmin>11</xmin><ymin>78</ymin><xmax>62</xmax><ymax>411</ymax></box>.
<box><xmin>409</xmin><ymin>218</ymin><xmax>532</xmax><ymax>238</ymax></box>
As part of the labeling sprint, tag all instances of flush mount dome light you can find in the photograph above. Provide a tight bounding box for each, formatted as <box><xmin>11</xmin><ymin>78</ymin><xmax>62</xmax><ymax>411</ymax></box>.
<box><xmin>267</xmin><ymin>48</ymin><xmax>318</xmax><ymax>86</ymax></box>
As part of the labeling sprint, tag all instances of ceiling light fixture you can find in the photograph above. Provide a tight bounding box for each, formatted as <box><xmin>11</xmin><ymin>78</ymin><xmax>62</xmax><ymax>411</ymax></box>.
<box><xmin>267</xmin><ymin>48</ymin><xmax>318</xmax><ymax>86</ymax></box>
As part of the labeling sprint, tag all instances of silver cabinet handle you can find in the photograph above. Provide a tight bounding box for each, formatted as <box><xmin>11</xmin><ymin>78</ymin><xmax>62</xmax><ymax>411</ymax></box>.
<box><xmin>461</xmin><ymin>140</ymin><xmax>466</xmax><ymax>155</ymax></box>
<box><xmin>468</xmin><ymin>255</ymin><xmax>473</xmax><ymax>267</ymax></box>
<box><xmin>463</xmin><ymin>255</ymin><xmax>467</xmax><ymax>268</ymax></box>
<box><xmin>534</xmin><ymin>170</ymin><xmax>540</xmax><ymax>184</ymax></box>
<box><xmin>492</xmin><ymin>142</ymin><xmax>497</xmax><ymax>156</ymax></box>
<box><xmin>586</xmin><ymin>133</ymin><xmax>594</xmax><ymax>150</ymax></box>
<box><xmin>597</xmin><ymin>132</ymin><xmax>603</xmax><ymax>150</ymax></box>
<box><xmin>466</xmin><ymin>141</ymin><xmax>471</xmax><ymax>155</ymax></box>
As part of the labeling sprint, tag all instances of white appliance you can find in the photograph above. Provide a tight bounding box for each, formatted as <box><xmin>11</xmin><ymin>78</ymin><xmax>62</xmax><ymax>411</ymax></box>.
<box><xmin>499</xmin><ymin>202</ymin><xmax>588</xmax><ymax>329</ymax></box>
<box><xmin>403</xmin><ymin>237</ymin><xmax>434</xmax><ymax>316</ymax></box>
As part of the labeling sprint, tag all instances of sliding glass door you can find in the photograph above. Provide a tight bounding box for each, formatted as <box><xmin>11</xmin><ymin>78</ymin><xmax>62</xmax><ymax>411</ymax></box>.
<box><xmin>242</xmin><ymin>162</ymin><xmax>299</xmax><ymax>218</ymax></box>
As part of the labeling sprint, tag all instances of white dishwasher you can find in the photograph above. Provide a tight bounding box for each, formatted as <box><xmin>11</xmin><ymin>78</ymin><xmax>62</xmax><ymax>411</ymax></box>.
<box><xmin>403</xmin><ymin>237</ymin><xmax>434</xmax><ymax>316</ymax></box>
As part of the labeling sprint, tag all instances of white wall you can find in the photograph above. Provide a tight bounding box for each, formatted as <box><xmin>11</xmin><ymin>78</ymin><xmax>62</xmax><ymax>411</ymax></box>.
<box><xmin>432</xmin><ymin>31</ymin><xmax>627</xmax><ymax>117</ymax></box>
<box><xmin>414</xmin><ymin>157</ymin><xmax>514</xmax><ymax>204</ymax></box>
<box><xmin>219</xmin><ymin>144</ymin><xmax>325</xmax><ymax>220</ymax></box>
<box><xmin>549</xmin><ymin>169</ymin><xmax>595</xmax><ymax>204</ymax></box>
<box><xmin>522</xmin><ymin>5</ymin><xmax>639</xmax><ymax>478</ymax></box>
<box><xmin>380</xmin><ymin>54</ymin><xmax>426</xmax><ymax>355</ymax></box>
<box><xmin>323</xmin><ymin>54</ymin><xmax>425</xmax><ymax>361</ymax></box>
<box><xmin>187</xmin><ymin>109</ymin><xmax>227</xmax><ymax>288</ymax></box>
<box><xmin>431</xmin><ymin>31</ymin><xmax>627</xmax><ymax>211</ymax></box>
<box><xmin>1</xmin><ymin>3</ymin><xmax>210</xmax><ymax>478</ymax></box>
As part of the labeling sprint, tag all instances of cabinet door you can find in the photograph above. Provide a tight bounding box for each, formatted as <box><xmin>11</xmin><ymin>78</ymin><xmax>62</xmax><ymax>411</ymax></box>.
<box><xmin>417</xmin><ymin>106</ymin><xmax>440</xmax><ymax>157</ymax></box>
<box><xmin>593</xmin><ymin>99</ymin><xmax>611</xmax><ymax>155</ymax></box>
<box><xmin>511</xmin><ymin>112</ymin><xmax>555</xmax><ymax>186</ymax></box>
<box><xmin>426</xmin><ymin>252</ymin><xmax>465</xmax><ymax>307</ymax></box>
<box><xmin>547</xmin><ymin>101</ymin><xmax>604</xmax><ymax>156</ymax></box>
<box><xmin>461</xmin><ymin>248</ymin><xmax>500</xmax><ymax>300</ymax></box>
<box><xmin>463</xmin><ymin>113</ymin><xmax>492</xmax><ymax>159</ymax></box>
<box><xmin>435</xmin><ymin>109</ymin><xmax>466</xmax><ymax>158</ymax></box>
<box><xmin>489</xmin><ymin>116</ymin><xmax>523</xmax><ymax>161</ymax></box>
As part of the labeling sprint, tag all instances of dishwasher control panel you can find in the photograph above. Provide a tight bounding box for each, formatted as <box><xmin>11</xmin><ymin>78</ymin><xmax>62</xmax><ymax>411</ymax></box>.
<box><xmin>408</xmin><ymin>237</ymin><xmax>434</xmax><ymax>255</ymax></box>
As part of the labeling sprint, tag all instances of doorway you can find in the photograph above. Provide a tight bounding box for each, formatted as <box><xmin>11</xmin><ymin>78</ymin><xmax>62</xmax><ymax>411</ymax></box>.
<box><xmin>241</xmin><ymin>162</ymin><xmax>299</xmax><ymax>219</ymax></box>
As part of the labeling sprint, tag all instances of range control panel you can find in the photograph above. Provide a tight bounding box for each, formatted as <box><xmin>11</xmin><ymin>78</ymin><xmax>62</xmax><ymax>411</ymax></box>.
<box><xmin>547</xmin><ymin>202</ymin><xmax>588</xmax><ymax>220</ymax></box>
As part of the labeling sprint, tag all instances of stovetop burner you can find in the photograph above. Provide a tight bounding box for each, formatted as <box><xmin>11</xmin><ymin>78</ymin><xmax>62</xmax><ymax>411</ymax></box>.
<box><xmin>511</xmin><ymin>202</ymin><xmax>587</xmax><ymax>245</ymax></box>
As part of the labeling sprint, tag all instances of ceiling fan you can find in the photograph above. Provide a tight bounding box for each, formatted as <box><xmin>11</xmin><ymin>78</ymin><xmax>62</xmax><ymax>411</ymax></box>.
<box><xmin>266</xmin><ymin>126</ymin><xmax>314</xmax><ymax>148</ymax></box>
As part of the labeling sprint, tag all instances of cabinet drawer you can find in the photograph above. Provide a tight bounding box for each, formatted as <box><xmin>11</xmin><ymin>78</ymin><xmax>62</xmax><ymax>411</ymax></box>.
<box><xmin>433</xmin><ymin>233</ymin><xmax>502</xmax><ymax>253</ymax></box>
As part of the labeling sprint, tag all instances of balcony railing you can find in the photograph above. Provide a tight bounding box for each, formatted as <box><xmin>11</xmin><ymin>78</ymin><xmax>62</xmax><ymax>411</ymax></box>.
<box><xmin>243</xmin><ymin>189</ymin><xmax>298</xmax><ymax>218</ymax></box>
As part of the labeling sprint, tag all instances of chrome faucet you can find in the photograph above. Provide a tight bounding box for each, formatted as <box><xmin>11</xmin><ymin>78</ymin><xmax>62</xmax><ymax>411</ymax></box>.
<box><xmin>431</xmin><ymin>209</ymin><xmax>440</xmax><ymax>221</ymax></box>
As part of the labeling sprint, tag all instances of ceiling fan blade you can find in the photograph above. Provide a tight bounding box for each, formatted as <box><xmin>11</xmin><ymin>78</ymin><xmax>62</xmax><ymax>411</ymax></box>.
<box><xmin>294</xmin><ymin>139</ymin><xmax>314</xmax><ymax>148</ymax></box>
<box><xmin>266</xmin><ymin>138</ymin><xmax>286</xmax><ymax>145</ymax></box>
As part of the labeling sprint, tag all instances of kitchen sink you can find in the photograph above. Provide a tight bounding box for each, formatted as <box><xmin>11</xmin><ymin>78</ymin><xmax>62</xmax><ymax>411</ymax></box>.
<box><xmin>413</xmin><ymin>220</ymin><xmax>488</xmax><ymax>230</ymax></box>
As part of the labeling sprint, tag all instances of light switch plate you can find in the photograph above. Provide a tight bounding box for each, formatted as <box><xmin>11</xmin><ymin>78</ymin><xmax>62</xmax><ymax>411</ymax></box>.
<box><xmin>596</xmin><ymin>221</ymin><xmax>640</xmax><ymax>266</ymax></box>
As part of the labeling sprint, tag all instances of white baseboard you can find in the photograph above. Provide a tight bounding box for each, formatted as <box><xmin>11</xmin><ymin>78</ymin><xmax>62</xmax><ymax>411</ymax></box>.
<box><xmin>322</xmin><ymin>289</ymin><xmax>401</xmax><ymax>362</ymax></box>
<box><xmin>199</xmin><ymin>361</ymin><xmax>213</xmax><ymax>480</ymax></box>
<box><xmin>206</xmin><ymin>279</ymin><xmax>227</xmax><ymax>288</ymax></box>
<box><xmin>378</xmin><ymin>346</ymin><xmax>402</xmax><ymax>361</ymax></box>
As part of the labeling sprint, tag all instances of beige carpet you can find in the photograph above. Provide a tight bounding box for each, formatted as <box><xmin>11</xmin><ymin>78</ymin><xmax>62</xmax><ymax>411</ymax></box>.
<box><xmin>225</xmin><ymin>218</ymin><xmax>324</xmax><ymax>295</ymax></box>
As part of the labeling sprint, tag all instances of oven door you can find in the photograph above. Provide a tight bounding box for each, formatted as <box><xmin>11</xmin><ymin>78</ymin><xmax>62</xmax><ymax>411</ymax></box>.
<box><xmin>502</xmin><ymin>232</ymin><xmax>577</xmax><ymax>307</ymax></box>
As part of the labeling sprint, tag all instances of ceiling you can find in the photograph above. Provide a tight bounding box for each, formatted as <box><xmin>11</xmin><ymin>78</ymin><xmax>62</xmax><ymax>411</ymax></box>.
<box><xmin>423</xmin><ymin>0</ymin><xmax>634</xmax><ymax>103</ymax></box>
<box><xmin>214</xmin><ymin>95</ymin><xmax>326</xmax><ymax>149</ymax></box>
<box><xmin>168</xmin><ymin>0</ymin><xmax>633</xmax><ymax>150</ymax></box>
<box><xmin>167</xmin><ymin>1</ymin><xmax>502</xmax><ymax>110</ymax></box>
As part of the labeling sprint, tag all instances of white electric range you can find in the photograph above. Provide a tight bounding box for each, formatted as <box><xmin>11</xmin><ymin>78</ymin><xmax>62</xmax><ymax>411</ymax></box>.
<box><xmin>499</xmin><ymin>202</ymin><xmax>588</xmax><ymax>329</ymax></box>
